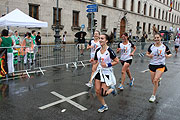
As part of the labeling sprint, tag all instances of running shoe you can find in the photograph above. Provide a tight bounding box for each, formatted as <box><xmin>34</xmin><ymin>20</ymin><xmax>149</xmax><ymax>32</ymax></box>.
<box><xmin>111</xmin><ymin>88</ymin><xmax>117</xmax><ymax>96</ymax></box>
<box><xmin>158</xmin><ymin>78</ymin><xmax>162</xmax><ymax>87</ymax></box>
<box><xmin>85</xmin><ymin>82</ymin><xmax>93</xmax><ymax>88</ymax></box>
<box><xmin>149</xmin><ymin>95</ymin><xmax>156</xmax><ymax>103</ymax></box>
<box><xmin>129</xmin><ymin>78</ymin><xmax>135</xmax><ymax>87</ymax></box>
<box><xmin>98</xmin><ymin>104</ymin><xmax>108</xmax><ymax>113</ymax></box>
<box><xmin>118</xmin><ymin>84</ymin><xmax>124</xmax><ymax>90</ymax></box>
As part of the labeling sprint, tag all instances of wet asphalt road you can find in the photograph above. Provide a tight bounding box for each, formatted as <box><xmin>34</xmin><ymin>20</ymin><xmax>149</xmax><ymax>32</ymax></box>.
<box><xmin>1</xmin><ymin>50</ymin><xmax>180</xmax><ymax>120</ymax></box>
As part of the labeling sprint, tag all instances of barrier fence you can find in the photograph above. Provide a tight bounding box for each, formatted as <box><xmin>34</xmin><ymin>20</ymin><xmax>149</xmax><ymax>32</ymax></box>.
<box><xmin>0</xmin><ymin>40</ymin><xmax>175</xmax><ymax>79</ymax></box>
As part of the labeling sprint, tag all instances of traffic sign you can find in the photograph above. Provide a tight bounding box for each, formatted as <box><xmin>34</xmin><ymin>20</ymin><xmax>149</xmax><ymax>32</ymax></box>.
<box><xmin>81</xmin><ymin>24</ymin><xmax>85</xmax><ymax>29</ymax></box>
<box><xmin>86</xmin><ymin>8</ymin><xmax>98</xmax><ymax>12</ymax></box>
<box><xmin>87</xmin><ymin>4</ymin><xmax>98</xmax><ymax>9</ymax></box>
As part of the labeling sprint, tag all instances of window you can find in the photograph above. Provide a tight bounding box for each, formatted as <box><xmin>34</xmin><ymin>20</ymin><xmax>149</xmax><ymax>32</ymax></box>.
<box><xmin>157</xmin><ymin>25</ymin><xmax>160</xmax><ymax>31</ymax></box>
<box><xmin>144</xmin><ymin>4</ymin><xmax>147</xmax><ymax>15</ymax></box>
<box><xmin>162</xmin><ymin>11</ymin><xmax>164</xmax><ymax>20</ymax></box>
<box><xmin>53</xmin><ymin>7</ymin><xmax>61</xmax><ymax>25</ymax></box>
<box><xmin>149</xmin><ymin>6</ymin><xmax>152</xmax><ymax>16</ymax></box>
<box><xmin>176</xmin><ymin>2</ymin><xmax>177</xmax><ymax>9</ymax></box>
<box><xmin>101</xmin><ymin>15</ymin><xmax>106</xmax><ymax>29</ymax></box>
<box><xmin>29</xmin><ymin>4</ymin><xmax>39</xmax><ymax>20</ymax></box>
<box><xmin>148</xmin><ymin>23</ymin><xmax>151</xmax><ymax>33</ymax></box>
<box><xmin>169</xmin><ymin>13</ymin><xmax>171</xmax><ymax>21</ymax></box>
<box><xmin>72</xmin><ymin>11</ymin><xmax>79</xmax><ymax>27</ymax></box>
<box><xmin>123</xmin><ymin>0</ymin><xmax>126</xmax><ymax>10</ymax></box>
<box><xmin>137</xmin><ymin>21</ymin><xmax>140</xmax><ymax>31</ymax></box>
<box><xmin>167</xmin><ymin>0</ymin><xmax>169</xmax><ymax>5</ymax></box>
<box><xmin>143</xmin><ymin>22</ymin><xmax>146</xmax><ymax>32</ymax></box>
<box><xmin>165</xmin><ymin>11</ymin><xmax>168</xmax><ymax>21</ymax></box>
<box><xmin>113</xmin><ymin>0</ymin><xmax>117</xmax><ymax>7</ymax></box>
<box><xmin>174</xmin><ymin>15</ymin><xmax>176</xmax><ymax>23</ymax></box>
<box><xmin>102</xmin><ymin>0</ymin><xmax>106</xmax><ymax>5</ymax></box>
<box><xmin>131</xmin><ymin>0</ymin><xmax>134</xmax><ymax>12</ymax></box>
<box><xmin>138</xmin><ymin>1</ymin><xmax>141</xmax><ymax>13</ymax></box>
<box><xmin>154</xmin><ymin>7</ymin><xmax>156</xmax><ymax>18</ymax></box>
<box><xmin>165</xmin><ymin>26</ymin><xmax>167</xmax><ymax>30</ymax></box>
<box><xmin>172</xmin><ymin>14</ymin><xmax>174</xmax><ymax>22</ymax></box>
<box><xmin>158</xmin><ymin>9</ymin><xmax>161</xmax><ymax>19</ymax></box>
<box><xmin>161</xmin><ymin>26</ymin><xmax>163</xmax><ymax>30</ymax></box>
<box><xmin>88</xmin><ymin>16</ymin><xmax>91</xmax><ymax>29</ymax></box>
<box><xmin>163</xmin><ymin>0</ymin><xmax>165</xmax><ymax>4</ymax></box>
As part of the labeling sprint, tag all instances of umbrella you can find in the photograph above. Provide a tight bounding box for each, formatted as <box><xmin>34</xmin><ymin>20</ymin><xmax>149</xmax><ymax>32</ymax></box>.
<box><xmin>159</xmin><ymin>30</ymin><xmax>169</xmax><ymax>33</ymax></box>
<box><xmin>75</xmin><ymin>31</ymin><xmax>87</xmax><ymax>38</ymax></box>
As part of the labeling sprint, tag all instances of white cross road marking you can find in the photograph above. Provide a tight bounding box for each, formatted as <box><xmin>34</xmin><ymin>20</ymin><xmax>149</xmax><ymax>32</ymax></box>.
<box><xmin>39</xmin><ymin>91</ymin><xmax>88</xmax><ymax>111</ymax></box>
<box><xmin>141</xmin><ymin>69</ymin><xmax>149</xmax><ymax>73</ymax></box>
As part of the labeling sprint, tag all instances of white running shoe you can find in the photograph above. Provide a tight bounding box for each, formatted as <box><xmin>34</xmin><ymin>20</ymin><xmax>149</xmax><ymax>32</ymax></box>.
<box><xmin>149</xmin><ymin>95</ymin><xmax>156</xmax><ymax>103</ymax></box>
<box><xmin>85</xmin><ymin>82</ymin><xmax>93</xmax><ymax>88</ymax></box>
<box><xmin>129</xmin><ymin>78</ymin><xmax>135</xmax><ymax>87</ymax></box>
<box><xmin>98</xmin><ymin>104</ymin><xmax>108</xmax><ymax>113</ymax></box>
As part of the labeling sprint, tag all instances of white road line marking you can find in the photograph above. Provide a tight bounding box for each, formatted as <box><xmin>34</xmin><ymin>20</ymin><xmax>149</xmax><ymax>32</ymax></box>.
<box><xmin>141</xmin><ymin>69</ymin><xmax>149</xmax><ymax>73</ymax></box>
<box><xmin>39</xmin><ymin>91</ymin><xmax>88</xmax><ymax>111</ymax></box>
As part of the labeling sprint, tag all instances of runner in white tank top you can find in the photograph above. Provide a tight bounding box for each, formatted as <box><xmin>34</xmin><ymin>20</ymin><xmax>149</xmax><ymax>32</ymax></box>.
<box><xmin>92</xmin><ymin>33</ymin><xmax>119</xmax><ymax>113</ymax></box>
<box><xmin>86</xmin><ymin>30</ymin><xmax>101</xmax><ymax>88</ymax></box>
<box><xmin>117</xmin><ymin>32</ymin><xmax>136</xmax><ymax>90</ymax></box>
<box><xmin>146</xmin><ymin>33</ymin><xmax>172</xmax><ymax>103</ymax></box>
<box><xmin>174</xmin><ymin>36</ymin><xmax>180</xmax><ymax>56</ymax></box>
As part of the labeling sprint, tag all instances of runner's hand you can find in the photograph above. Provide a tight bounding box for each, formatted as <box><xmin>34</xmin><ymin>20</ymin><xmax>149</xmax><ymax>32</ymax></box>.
<box><xmin>149</xmin><ymin>54</ymin><xmax>154</xmax><ymax>58</ymax></box>
<box><xmin>101</xmin><ymin>61</ymin><xmax>107</xmax><ymax>68</ymax></box>
<box><xmin>117</xmin><ymin>48</ymin><xmax>121</xmax><ymax>53</ymax></box>
<box><xmin>130</xmin><ymin>53</ymin><xmax>134</xmax><ymax>56</ymax></box>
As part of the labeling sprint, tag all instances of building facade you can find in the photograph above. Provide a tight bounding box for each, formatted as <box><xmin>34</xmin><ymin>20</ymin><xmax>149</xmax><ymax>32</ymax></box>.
<box><xmin>0</xmin><ymin>0</ymin><xmax>180</xmax><ymax>43</ymax></box>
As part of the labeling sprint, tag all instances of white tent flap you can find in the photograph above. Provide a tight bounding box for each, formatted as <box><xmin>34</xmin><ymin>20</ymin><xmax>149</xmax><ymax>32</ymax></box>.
<box><xmin>0</xmin><ymin>8</ymin><xmax>48</xmax><ymax>27</ymax></box>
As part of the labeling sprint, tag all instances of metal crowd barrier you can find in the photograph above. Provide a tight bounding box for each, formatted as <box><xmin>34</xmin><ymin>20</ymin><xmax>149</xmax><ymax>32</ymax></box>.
<box><xmin>0</xmin><ymin>44</ymin><xmax>79</xmax><ymax>78</ymax></box>
<box><xmin>0</xmin><ymin>40</ymin><xmax>175</xmax><ymax>79</ymax></box>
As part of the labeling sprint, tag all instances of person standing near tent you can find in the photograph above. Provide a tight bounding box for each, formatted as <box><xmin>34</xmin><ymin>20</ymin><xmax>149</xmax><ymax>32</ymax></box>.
<box><xmin>0</xmin><ymin>29</ymin><xmax>14</xmax><ymax>76</ymax></box>
<box><xmin>13</xmin><ymin>31</ymin><xmax>21</xmax><ymax>46</ymax></box>
<box><xmin>21</xmin><ymin>32</ymin><xmax>34</xmax><ymax>65</ymax></box>
<box><xmin>36</xmin><ymin>32</ymin><xmax>41</xmax><ymax>54</ymax></box>
<box><xmin>31</xmin><ymin>30</ymin><xmax>37</xmax><ymax>61</ymax></box>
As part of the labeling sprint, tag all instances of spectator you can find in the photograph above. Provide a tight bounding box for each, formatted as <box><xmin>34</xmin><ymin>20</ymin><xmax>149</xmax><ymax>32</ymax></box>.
<box><xmin>78</xmin><ymin>33</ymin><xmax>86</xmax><ymax>55</ymax></box>
<box><xmin>36</xmin><ymin>32</ymin><xmax>41</xmax><ymax>54</ymax></box>
<box><xmin>0</xmin><ymin>29</ymin><xmax>14</xmax><ymax>76</ymax></box>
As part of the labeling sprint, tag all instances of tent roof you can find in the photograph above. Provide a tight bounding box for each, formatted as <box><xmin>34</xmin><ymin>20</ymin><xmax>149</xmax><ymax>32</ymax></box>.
<box><xmin>0</xmin><ymin>8</ymin><xmax>48</xmax><ymax>27</ymax></box>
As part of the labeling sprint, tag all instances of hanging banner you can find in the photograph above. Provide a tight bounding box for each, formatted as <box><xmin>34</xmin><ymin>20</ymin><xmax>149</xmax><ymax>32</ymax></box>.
<box><xmin>0</xmin><ymin>48</ymin><xmax>8</xmax><ymax>78</ymax></box>
<box><xmin>169</xmin><ymin>0</ymin><xmax>173</xmax><ymax>12</ymax></box>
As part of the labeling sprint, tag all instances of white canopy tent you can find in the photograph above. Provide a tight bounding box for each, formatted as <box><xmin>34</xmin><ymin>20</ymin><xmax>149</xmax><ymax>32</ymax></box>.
<box><xmin>0</xmin><ymin>8</ymin><xmax>48</xmax><ymax>27</ymax></box>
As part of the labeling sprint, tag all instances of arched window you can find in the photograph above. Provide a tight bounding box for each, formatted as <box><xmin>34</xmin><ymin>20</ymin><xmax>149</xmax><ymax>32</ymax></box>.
<box><xmin>131</xmin><ymin>0</ymin><xmax>134</xmax><ymax>12</ymax></box>
<box><xmin>169</xmin><ymin>13</ymin><xmax>171</xmax><ymax>21</ymax></box>
<box><xmin>174</xmin><ymin>15</ymin><xmax>176</xmax><ymax>23</ymax></box>
<box><xmin>138</xmin><ymin>1</ymin><xmax>141</xmax><ymax>13</ymax></box>
<box><xmin>154</xmin><ymin>7</ymin><xmax>156</xmax><ymax>18</ymax></box>
<box><xmin>177</xmin><ymin>16</ymin><xmax>179</xmax><ymax>23</ymax></box>
<box><xmin>172</xmin><ymin>14</ymin><xmax>174</xmax><ymax>22</ymax></box>
<box><xmin>144</xmin><ymin>4</ymin><xmax>147</xmax><ymax>15</ymax></box>
<box><xmin>113</xmin><ymin>0</ymin><xmax>117</xmax><ymax>7</ymax></box>
<box><xmin>165</xmin><ymin>11</ymin><xmax>168</xmax><ymax>21</ymax></box>
<box><xmin>162</xmin><ymin>10</ymin><xmax>164</xmax><ymax>20</ymax></box>
<box><xmin>163</xmin><ymin>0</ymin><xmax>165</xmax><ymax>4</ymax></box>
<box><xmin>158</xmin><ymin>9</ymin><xmax>161</xmax><ymax>19</ymax></box>
<box><xmin>176</xmin><ymin>2</ymin><xmax>177</xmax><ymax>9</ymax></box>
<box><xmin>123</xmin><ymin>0</ymin><xmax>126</xmax><ymax>10</ymax></box>
<box><xmin>167</xmin><ymin>0</ymin><xmax>169</xmax><ymax>5</ymax></box>
<box><xmin>149</xmin><ymin>5</ymin><xmax>152</xmax><ymax>16</ymax></box>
